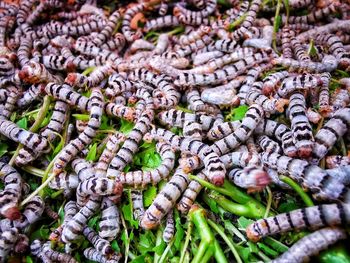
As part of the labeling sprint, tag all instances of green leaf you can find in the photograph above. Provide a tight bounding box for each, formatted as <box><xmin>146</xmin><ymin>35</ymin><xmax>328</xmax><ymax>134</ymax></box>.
<box><xmin>119</xmin><ymin>119</ymin><xmax>134</xmax><ymax>134</ymax></box>
<box><xmin>336</xmin><ymin>69</ymin><xmax>350</xmax><ymax>78</ymax></box>
<box><xmin>174</xmin><ymin>210</ymin><xmax>184</xmax><ymax>250</ymax></box>
<box><xmin>111</xmin><ymin>240</ymin><xmax>120</xmax><ymax>253</ymax></box>
<box><xmin>16</xmin><ymin>117</ymin><xmax>28</xmax><ymax>130</ymax></box>
<box><xmin>131</xmin><ymin>254</ymin><xmax>153</xmax><ymax>263</ymax></box>
<box><xmin>0</xmin><ymin>143</ymin><xmax>8</xmax><ymax>157</ymax></box>
<box><xmin>30</xmin><ymin>225</ymin><xmax>50</xmax><ymax>241</ymax></box>
<box><xmin>264</xmin><ymin>237</ymin><xmax>289</xmax><ymax>253</ymax></box>
<box><xmin>237</xmin><ymin>216</ymin><xmax>254</xmax><ymax>229</ymax></box>
<box><xmin>82</xmin><ymin>66</ymin><xmax>96</xmax><ymax>76</ymax></box>
<box><xmin>100</xmin><ymin>114</ymin><xmax>112</xmax><ymax>130</ymax></box>
<box><xmin>137</xmin><ymin>231</ymin><xmax>156</xmax><ymax>254</ymax></box>
<box><xmin>205</xmin><ymin>196</ymin><xmax>219</xmax><ymax>213</ymax></box>
<box><xmin>283</xmin><ymin>0</ymin><xmax>290</xmax><ymax>19</ymax></box>
<box><xmin>257</xmin><ymin>243</ymin><xmax>279</xmax><ymax>257</ymax></box>
<box><xmin>86</xmin><ymin>143</ymin><xmax>98</xmax><ymax>161</ymax></box>
<box><xmin>143</xmin><ymin>186</ymin><xmax>157</xmax><ymax>207</ymax></box>
<box><xmin>273</xmin><ymin>15</ymin><xmax>282</xmax><ymax>33</ymax></box>
<box><xmin>153</xmin><ymin>240</ymin><xmax>167</xmax><ymax>255</ymax></box>
<box><xmin>26</xmin><ymin>256</ymin><xmax>34</xmax><ymax>263</ymax></box>
<box><xmin>278</xmin><ymin>199</ymin><xmax>299</xmax><ymax>213</ymax></box>
<box><xmin>229</xmin><ymin>105</ymin><xmax>249</xmax><ymax>121</ymax></box>
<box><xmin>72</xmin><ymin>114</ymin><xmax>90</xmax><ymax>121</ymax></box>
<box><xmin>308</xmin><ymin>39</ymin><xmax>318</xmax><ymax>57</ymax></box>
<box><xmin>122</xmin><ymin>191</ymin><xmax>139</xmax><ymax>228</ymax></box>
<box><xmin>87</xmin><ymin>214</ymin><xmax>101</xmax><ymax>230</ymax></box>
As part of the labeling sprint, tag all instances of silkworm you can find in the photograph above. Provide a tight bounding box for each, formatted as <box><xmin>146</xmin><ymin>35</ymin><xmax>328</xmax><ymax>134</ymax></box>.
<box><xmin>288</xmin><ymin>91</ymin><xmax>314</xmax><ymax>158</ymax></box>
<box><xmin>83</xmin><ymin>247</ymin><xmax>121</xmax><ymax>263</ymax></box>
<box><xmin>107</xmin><ymin>109</ymin><xmax>153</xmax><ymax>177</ymax></box>
<box><xmin>0</xmin><ymin>228</ymin><xmax>19</xmax><ymax>262</ymax></box>
<box><xmin>151</xmin><ymin>127</ymin><xmax>226</xmax><ymax>185</ymax></box>
<box><xmin>158</xmin><ymin>108</ymin><xmax>222</xmax><ymax>132</ymax></box>
<box><xmin>49</xmin><ymin>201</ymin><xmax>79</xmax><ymax>242</ymax></box>
<box><xmin>330</xmin><ymin>88</ymin><xmax>350</xmax><ymax>112</ymax></box>
<box><xmin>271</xmin><ymin>227</ymin><xmax>346</xmax><ymax>263</ymax></box>
<box><xmin>255</xmin><ymin>119</ymin><xmax>297</xmax><ymax>157</ymax></box>
<box><xmin>245</xmin><ymin>82</ymin><xmax>287</xmax><ymax>114</ymax></box>
<box><xmin>122</xmin><ymin>3</ymin><xmax>145</xmax><ymax>42</ymax></box>
<box><xmin>32</xmin><ymin>240</ymin><xmax>78</xmax><ymax>263</ymax></box>
<box><xmin>105</xmin><ymin>74</ymin><xmax>133</xmax><ymax>98</ymax></box>
<box><xmin>211</xmin><ymin>104</ymin><xmax>264</xmax><ymax>156</ymax></box>
<box><xmin>312</xmin><ymin>107</ymin><xmax>350</xmax><ymax>162</ymax></box>
<box><xmin>141</xmin><ymin>167</ymin><xmax>190</xmax><ymax>229</ymax></box>
<box><xmin>82</xmin><ymin>226</ymin><xmax>113</xmax><ymax>256</ymax></box>
<box><xmin>116</xmin><ymin>141</ymin><xmax>175</xmax><ymax>187</ymax></box>
<box><xmin>177</xmin><ymin>171</ymin><xmax>206</xmax><ymax>214</ymax></box>
<box><xmin>257</xmin><ymin>135</ymin><xmax>282</xmax><ymax>154</ymax></box>
<box><xmin>175</xmin><ymin>52</ymin><xmax>270</xmax><ymax>86</ymax></box>
<box><xmin>0</xmin><ymin>86</ymin><xmax>18</xmax><ymax>119</ymax></box>
<box><xmin>45</xmin><ymin>83</ymin><xmax>90</xmax><ymax>111</ymax></box>
<box><xmin>15</xmin><ymin>195</ymin><xmax>45</xmax><ymax>229</ymax></box>
<box><xmin>95</xmin><ymin>132</ymin><xmax>125</xmax><ymax>178</ymax></box>
<box><xmin>246</xmin><ymin>203</ymin><xmax>350</xmax><ymax>242</ymax></box>
<box><xmin>272</xmin><ymin>55</ymin><xmax>338</xmax><ymax>73</ymax></box>
<box><xmin>186</xmin><ymin>88</ymin><xmax>219</xmax><ymax>114</ymax></box>
<box><xmin>163</xmin><ymin>211</ymin><xmax>175</xmax><ymax>243</ymax></box>
<box><xmin>131</xmin><ymin>190</ymin><xmax>145</xmax><ymax>221</ymax></box>
<box><xmin>326</xmin><ymin>165</ymin><xmax>350</xmax><ymax>186</ymax></box>
<box><xmin>326</xmin><ymin>155</ymin><xmax>350</xmax><ymax>169</ymax></box>
<box><xmin>228</xmin><ymin>166</ymin><xmax>271</xmax><ymax>191</ymax></box>
<box><xmin>61</xmin><ymin>197</ymin><xmax>101</xmax><ymax>244</ymax></box>
<box><xmin>261</xmin><ymin>151</ymin><xmax>350</xmax><ymax>202</ymax></box>
<box><xmin>277</xmin><ymin>73</ymin><xmax>321</xmax><ymax>98</ymax></box>
<box><xmin>53</xmin><ymin>88</ymin><xmax>103</xmax><ymax>175</ymax></box>
<box><xmin>144</xmin><ymin>15</ymin><xmax>180</xmax><ymax>31</ymax></box>
<box><xmin>14</xmin><ymin>234</ymin><xmax>29</xmax><ymax>254</ymax></box>
<box><xmin>99</xmin><ymin>197</ymin><xmax>121</xmax><ymax>241</ymax></box>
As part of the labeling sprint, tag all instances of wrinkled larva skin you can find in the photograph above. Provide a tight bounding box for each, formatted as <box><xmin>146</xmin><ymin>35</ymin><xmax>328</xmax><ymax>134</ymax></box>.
<box><xmin>1</xmin><ymin>1</ymin><xmax>350</xmax><ymax>262</ymax></box>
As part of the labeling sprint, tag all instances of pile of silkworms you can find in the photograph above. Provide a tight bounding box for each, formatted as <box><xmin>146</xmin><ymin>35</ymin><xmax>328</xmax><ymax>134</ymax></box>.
<box><xmin>0</xmin><ymin>0</ymin><xmax>349</xmax><ymax>262</ymax></box>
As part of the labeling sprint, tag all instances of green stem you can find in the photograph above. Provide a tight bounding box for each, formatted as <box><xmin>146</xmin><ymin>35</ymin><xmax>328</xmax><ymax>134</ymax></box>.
<box><xmin>204</xmin><ymin>191</ymin><xmax>267</xmax><ymax>218</ymax></box>
<box><xmin>189</xmin><ymin>207</ymin><xmax>214</xmax><ymax>263</ymax></box>
<box><xmin>190</xmin><ymin>176</ymin><xmax>268</xmax><ymax>213</ymax></box>
<box><xmin>159</xmin><ymin>239</ymin><xmax>174</xmax><ymax>263</ymax></box>
<box><xmin>280</xmin><ymin>176</ymin><xmax>314</xmax><ymax>207</ymax></box>
<box><xmin>154</xmin><ymin>229</ymin><xmax>163</xmax><ymax>263</ymax></box>
<box><xmin>264</xmin><ymin>186</ymin><xmax>273</xmax><ymax>218</ymax></box>
<box><xmin>272</xmin><ymin>0</ymin><xmax>282</xmax><ymax>54</ymax></box>
<box><xmin>200</xmin><ymin>247</ymin><xmax>214</xmax><ymax>263</ymax></box>
<box><xmin>179</xmin><ymin>221</ymin><xmax>193</xmax><ymax>263</ymax></box>
<box><xmin>213</xmin><ymin>239</ymin><xmax>228</xmax><ymax>263</ymax></box>
<box><xmin>20</xmin><ymin>166</ymin><xmax>45</xmax><ymax>177</ymax></box>
<box><xmin>257</xmin><ymin>251</ymin><xmax>271</xmax><ymax>262</ymax></box>
<box><xmin>228</xmin><ymin>13</ymin><xmax>248</xmax><ymax>31</ymax></box>
<box><xmin>339</xmin><ymin>137</ymin><xmax>347</xmax><ymax>156</ymax></box>
<box><xmin>208</xmin><ymin>219</ymin><xmax>243</xmax><ymax>263</ymax></box>
<box><xmin>9</xmin><ymin>96</ymin><xmax>51</xmax><ymax>166</ymax></box>
<box><xmin>120</xmin><ymin>213</ymin><xmax>130</xmax><ymax>263</ymax></box>
<box><xmin>167</xmin><ymin>25</ymin><xmax>185</xmax><ymax>36</ymax></box>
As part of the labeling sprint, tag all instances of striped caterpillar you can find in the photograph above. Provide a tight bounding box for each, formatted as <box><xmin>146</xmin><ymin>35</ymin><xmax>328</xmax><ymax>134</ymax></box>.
<box><xmin>31</xmin><ymin>240</ymin><xmax>78</xmax><ymax>263</ymax></box>
<box><xmin>287</xmin><ymin>91</ymin><xmax>314</xmax><ymax>158</ymax></box>
<box><xmin>0</xmin><ymin>228</ymin><xmax>19</xmax><ymax>262</ymax></box>
<box><xmin>211</xmin><ymin>104</ymin><xmax>264</xmax><ymax>156</ymax></box>
<box><xmin>61</xmin><ymin>197</ymin><xmax>101</xmax><ymax>244</ymax></box>
<box><xmin>82</xmin><ymin>226</ymin><xmax>114</xmax><ymax>256</ymax></box>
<box><xmin>261</xmin><ymin>151</ymin><xmax>350</xmax><ymax>202</ymax></box>
<box><xmin>312</xmin><ymin>107</ymin><xmax>350</xmax><ymax>162</ymax></box>
<box><xmin>116</xmin><ymin>141</ymin><xmax>175</xmax><ymax>188</ymax></box>
<box><xmin>107</xmin><ymin>109</ymin><xmax>154</xmax><ymax>177</ymax></box>
<box><xmin>246</xmin><ymin>203</ymin><xmax>350</xmax><ymax>242</ymax></box>
<box><xmin>95</xmin><ymin>132</ymin><xmax>125</xmax><ymax>178</ymax></box>
<box><xmin>141</xmin><ymin>167</ymin><xmax>190</xmax><ymax>229</ymax></box>
<box><xmin>150</xmin><ymin>127</ymin><xmax>226</xmax><ymax>185</ymax></box>
<box><xmin>228</xmin><ymin>166</ymin><xmax>271</xmax><ymax>192</ymax></box>
<box><xmin>271</xmin><ymin>227</ymin><xmax>347</xmax><ymax>263</ymax></box>
<box><xmin>84</xmin><ymin>247</ymin><xmax>121</xmax><ymax>263</ymax></box>
<box><xmin>53</xmin><ymin>88</ymin><xmax>103</xmax><ymax>175</ymax></box>
<box><xmin>326</xmin><ymin>155</ymin><xmax>350</xmax><ymax>169</ymax></box>
<box><xmin>99</xmin><ymin>198</ymin><xmax>121</xmax><ymax>241</ymax></box>
<box><xmin>163</xmin><ymin>211</ymin><xmax>175</xmax><ymax>243</ymax></box>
